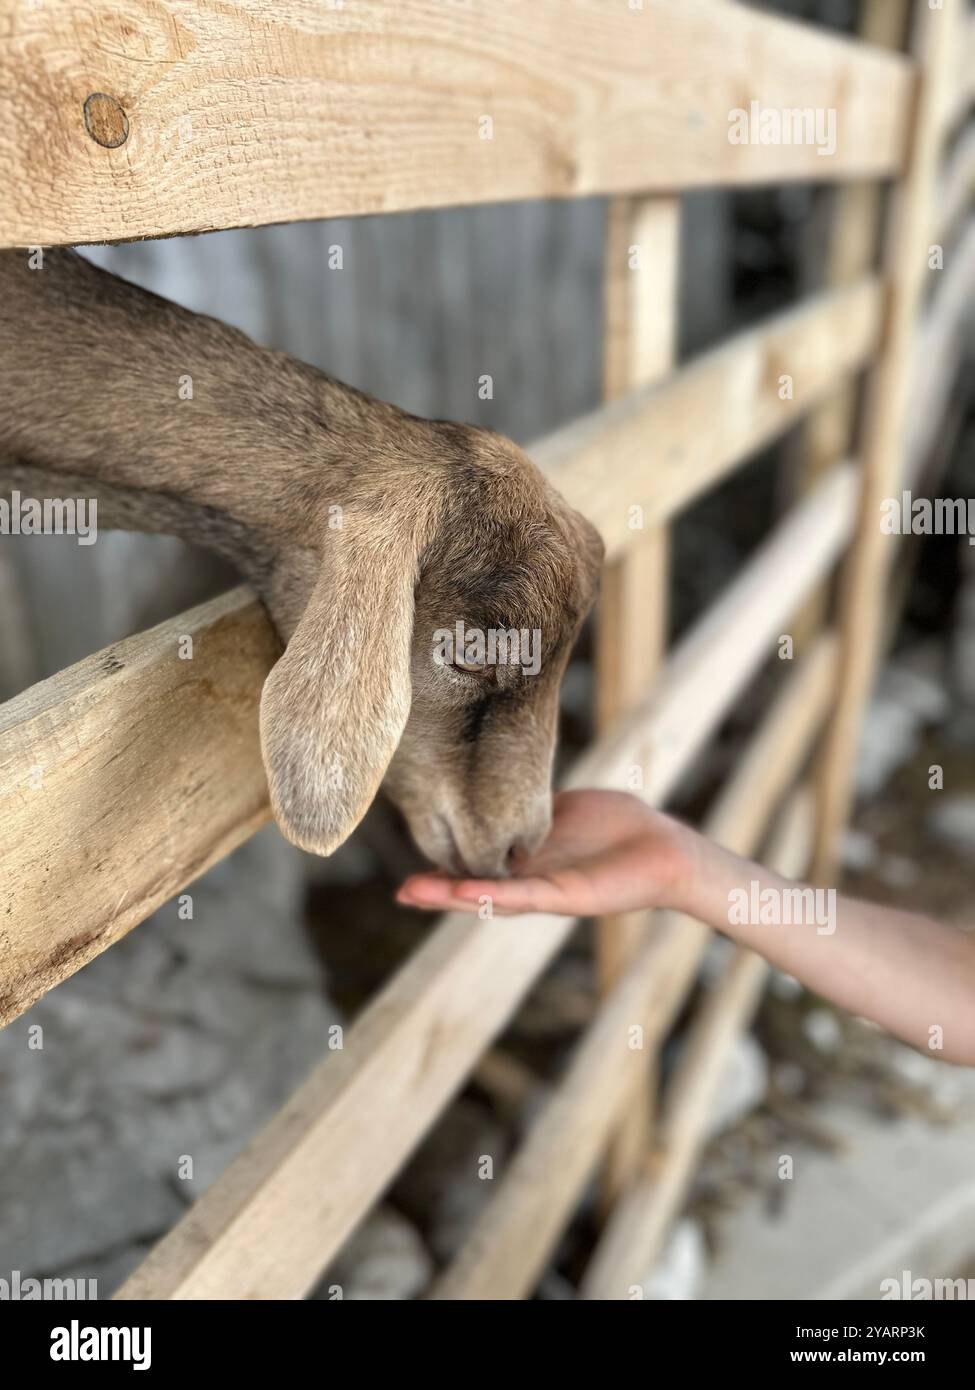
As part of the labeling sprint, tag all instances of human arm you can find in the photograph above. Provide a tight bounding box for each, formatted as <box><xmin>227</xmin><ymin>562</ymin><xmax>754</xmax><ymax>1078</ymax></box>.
<box><xmin>397</xmin><ymin>789</ymin><xmax>975</xmax><ymax>1065</ymax></box>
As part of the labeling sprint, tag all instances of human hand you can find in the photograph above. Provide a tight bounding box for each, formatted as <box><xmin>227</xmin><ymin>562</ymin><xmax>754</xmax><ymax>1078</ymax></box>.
<box><xmin>396</xmin><ymin>789</ymin><xmax>697</xmax><ymax>918</ymax></box>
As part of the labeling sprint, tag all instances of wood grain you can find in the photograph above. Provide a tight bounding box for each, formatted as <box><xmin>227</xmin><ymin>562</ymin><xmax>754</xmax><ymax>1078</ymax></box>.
<box><xmin>0</xmin><ymin>0</ymin><xmax>913</xmax><ymax>246</ymax></box>
<box><xmin>0</xmin><ymin>587</ymin><xmax>278</xmax><ymax>1027</ymax></box>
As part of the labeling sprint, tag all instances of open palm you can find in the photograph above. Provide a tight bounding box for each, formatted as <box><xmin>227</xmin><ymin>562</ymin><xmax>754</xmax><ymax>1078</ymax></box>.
<box><xmin>396</xmin><ymin>790</ymin><xmax>693</xmax><ymax>918</ymax></box>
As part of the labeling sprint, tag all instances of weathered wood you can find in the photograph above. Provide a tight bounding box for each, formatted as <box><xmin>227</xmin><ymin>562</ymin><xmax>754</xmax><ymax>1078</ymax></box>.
<box><xmin>596</xmin><ymin>194</ymin><xmax>679</xmax><ymax>1201</ymax></box>
<box><xmin>0</xmin><ymin>0</ymin><xmax>913</xmax><ymax>247</ymax></box>
<box><xmin>0</xmin><ymin>588</ymin><xmax>278</xmax><ymax>1028</ymax></box>
<box><xmin>579</xmin><ymin>790</ymin><xmax>814</xmax><ymax>1300</ymax></box>
<box><xmin>533</xmin><ymin>279</ymin><xmax>881</xmax><ymax>561</ymax></box>
<box><xmin>115</xmin><ymin>473</ymin><xmax>852</xmax><ymax>1301</ymax></box>
<box><xmin>812</xmin><ymin>0</ymin><xmax>961</xmax><ymax>883</ymax></box>
<box><xmin>430</xmin><ymin>643</ymin><xmax>835</xmax><ymax>1300</ymax></box>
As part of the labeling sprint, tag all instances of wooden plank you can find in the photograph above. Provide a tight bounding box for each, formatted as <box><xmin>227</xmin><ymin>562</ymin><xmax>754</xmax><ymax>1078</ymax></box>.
<box><xmin>430</xmin><ymin>643</ymin><xmax>835</xmax><ymax>1300</ymax></box>
<box><xmin>532</xmin><ymin>278</ymin><xmax>881</xmax><ymax>562</ymax></box>
<box><xmin>812</xmin><ymin>0</ymin><xmax>961</xmax><ymax>884</ymax></box>
<box><xmin>0</xmin><ymin>588</ymin><xmax>277</xmax><ymax>1028</ymax></box>
<box><xmin>115</xmin><ymin>471</ymin><xmax>853</xmax><ymax>1301</ymax></box>
<box><xmin>0</xmin><ymin>0</ymin><xmax>913</xmax><ymax>247</ymax></box>
<box><xmin>596</xmin><ymin>194</ymin><xmax>679</xmax><ymax>1201</ymax></box>
<box><xmin>579</xmin><ymin>790</ymin><xmax>814</xmax><ymax>1300</ymax></box>
<box><xmin>789</xmin><ymin>0</ymin><xmax>910</xmax><ymax>649</ymax></box>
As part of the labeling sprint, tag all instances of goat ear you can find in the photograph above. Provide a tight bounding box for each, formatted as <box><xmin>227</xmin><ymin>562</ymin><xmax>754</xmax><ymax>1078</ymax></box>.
<box><xmin>259</xmin><ymin>532</ymin><xmax>419</xmax><ymax>855</ymax></box>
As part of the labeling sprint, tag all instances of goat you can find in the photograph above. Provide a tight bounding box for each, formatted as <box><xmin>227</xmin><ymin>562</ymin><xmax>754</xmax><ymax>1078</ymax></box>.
<box><xmin>0</xmin><ymin>249</ymin><xmax>604</xmax><ymax>876</ymax></box>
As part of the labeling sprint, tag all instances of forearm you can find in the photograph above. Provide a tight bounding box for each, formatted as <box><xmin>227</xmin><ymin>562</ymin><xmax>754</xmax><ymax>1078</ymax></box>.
<box><xmin>673</xmin><ymin>828</ymin><xmax>975</xmax><ymax>1065</ymax></box>
<box><xmin>399</xmin><ymin>791</ymin><xmax>975</xmax><ymax>1066</ymax></box>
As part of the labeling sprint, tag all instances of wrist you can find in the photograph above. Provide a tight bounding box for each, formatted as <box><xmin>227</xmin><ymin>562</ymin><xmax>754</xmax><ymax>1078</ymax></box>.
<box><xmin>637</xmin><ymin>810</ymin><xmax>708</xmax><ymax>917</ymax></box>
<box><xmin>665</xmin><ymin>818</ymin><xmax>709</xmax><ymax>917</ymax></box>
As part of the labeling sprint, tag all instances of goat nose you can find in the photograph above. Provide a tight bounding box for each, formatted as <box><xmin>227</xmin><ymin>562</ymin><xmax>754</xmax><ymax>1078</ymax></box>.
<box><xmin>450</xmin><ymin>810</ymin><xmax>551</xmax><ymax>879</ymax></box>
<box><xmin>505</xmin><ymin>823</ymin><xmax>549</xmax><ymax>872</ymax></box>
<box><xmin>505</xmin><ymin>839</ymin><xmax>531</xmax><ymax>872</ymax></box>
<box><xmin>453</xmin><ymin>840</ymin><xmax>518</xmax><ymax>879</ymax></box>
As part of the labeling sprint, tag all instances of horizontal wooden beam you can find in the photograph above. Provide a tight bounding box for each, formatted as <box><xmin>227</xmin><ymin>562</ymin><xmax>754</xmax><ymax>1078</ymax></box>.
<box><xmin>533</xmin><ymin>280</ymin><xmax>880</xmax><ymax>561</ymax></box>
<box><xmin>116</xmin><ymin>468</ymin><xmax>853</xmax><ymax>1300</ymax></box>
<box><xmin>579</xmin><ymin>790</ymin><xmax>814</xmax><ymax>1300</ymax></box>
<box><xmin>0</xmin><ymin>588</ymin><xmax>277</xmax><ymax>1028</ymax></box>
<box><xmin>430</xmin><ymin>642</ymin><xmax>836</xmax><ymax>1300</ymax></box>
<box><xmin>0</xmin><ymin>0</ymin><xmax>912</xmax><ymax>246</ymax></box>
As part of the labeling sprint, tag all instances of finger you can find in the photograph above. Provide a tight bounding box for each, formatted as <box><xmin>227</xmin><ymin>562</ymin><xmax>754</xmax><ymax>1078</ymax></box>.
<box><xmin>397</xmin><ymin>873</ymin><xmax>455</xmax><ymax>903</ymax></box>
<box><xmin>395</xmin><ymin>876</ymin><xmax>474</xmax><ymax>912</ymax></box>
<box><xmin>449</xmin><ymin>876</ymin><xmax>573</xmax><ymax>916</ymax></box>
<box><xmin>397</xmin><ymin>875</ymin><xmax>507</xmax><ymax>917</ymax></box>
<box><xmin>398</xmin><ymin>871</ymin><xmax>578</xmax><ymax>917</ymax></box>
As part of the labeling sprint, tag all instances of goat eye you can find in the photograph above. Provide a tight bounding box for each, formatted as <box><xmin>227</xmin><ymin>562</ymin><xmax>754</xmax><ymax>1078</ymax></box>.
<box><xmin>451</xmin><ymin>659</ymin><xmax>496</xmax><ymax>682</ymax></box>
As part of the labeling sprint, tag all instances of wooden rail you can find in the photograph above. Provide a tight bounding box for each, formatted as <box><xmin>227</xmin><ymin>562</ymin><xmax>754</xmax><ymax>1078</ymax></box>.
<box><xmin>1</xmin><ymin>0</ymin><xmax>970</xmax><ymax>1304</ymax></box>
<box><xmin>0</xmin><ymin>589</ymin><xmax>277</xmax><ymax>1027</ymax></box>
<box><xmin>0</xmin><ymin>0</ymin><xmax>913</xmax><ymax>247</ymax></box>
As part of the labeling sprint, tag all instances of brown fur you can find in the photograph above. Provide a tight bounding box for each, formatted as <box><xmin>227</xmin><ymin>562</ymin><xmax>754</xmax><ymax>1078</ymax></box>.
<box><xmin>0</xmin><ymin>249</ymin><xmax>603</xmax><ymax>873</ymax></box>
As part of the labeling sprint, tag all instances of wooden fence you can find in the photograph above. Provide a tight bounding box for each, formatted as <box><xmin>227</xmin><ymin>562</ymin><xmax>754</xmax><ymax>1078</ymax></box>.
<box><xmin>1</xmin><ymin>0</ymin><xmax>973</xmax><ymax>1299</ymax></box>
